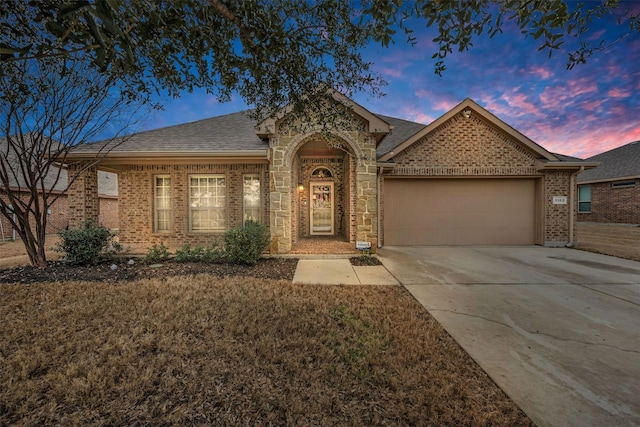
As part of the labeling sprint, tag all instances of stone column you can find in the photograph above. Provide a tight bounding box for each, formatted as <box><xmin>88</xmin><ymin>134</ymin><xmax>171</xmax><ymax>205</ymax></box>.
<box><xmin>269</xmin><ymin>143</ymin><xmax>292</xmax><ymax>254</ymax></box>
<box><xmin>67</xmin><ymin>164</ymin><xmax>99</xmax><ymax>229</ymax></box>
<box><xmin>355</xmin><ymin>144</ymin><xmax>378</xmax><ymax>251</ymax></box>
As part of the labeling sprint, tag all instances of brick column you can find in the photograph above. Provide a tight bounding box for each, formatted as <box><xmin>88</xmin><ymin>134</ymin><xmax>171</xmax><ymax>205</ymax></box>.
<box><xmin>67</xmin><ymin>164</ymin><xmax>99</xmax><ymax>229</ymax></box>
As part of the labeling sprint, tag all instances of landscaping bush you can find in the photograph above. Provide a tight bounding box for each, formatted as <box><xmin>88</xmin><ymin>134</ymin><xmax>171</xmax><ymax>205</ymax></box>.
<box><xmin>57</xmin><ymin>220</ymin><xmax>120</xmax><ymax>265</ymax></box>
<box><xmin>223</xmin><ymin>221</ymin><xmax>270</xmax><ymax>265</ymax></box>
<box><xmin>175</xmin><ymin>241</ymin><xmax>225</xmax><ymax>263</ymax></box>
<box><xmin>144</xmin><ymin>242</ymin><xmax>171</xmax><ymax>264</ymax></box>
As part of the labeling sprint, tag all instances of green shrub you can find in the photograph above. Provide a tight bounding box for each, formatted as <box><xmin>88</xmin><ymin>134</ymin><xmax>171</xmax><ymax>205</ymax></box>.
<box><xmin>223</xmin><ymin>221</ymin><xmax>270</xmax><ymax>265</ymax></box>
<box><xmin>175</xmin><ymin>241</ymin><xmax>225</xmax><ymax>263</ymax></box>
<box><xmin>174</xmin><ymin>244</ymin><xmax>203</xmax><ymax>262</ymax></box>
<box><xmin>57</xmin><ymin>220</ymin><xmax>120</xmax><ymax>265</ymax></box>
<box><xmin>145</xmin><ymin>242</ymin><xmax>171</xmax><ymax>264</ymax></box>
<box><xmin>202</xmin><ymin>240</ymin><xmax>225</xmax><ymax>263</ymax></box>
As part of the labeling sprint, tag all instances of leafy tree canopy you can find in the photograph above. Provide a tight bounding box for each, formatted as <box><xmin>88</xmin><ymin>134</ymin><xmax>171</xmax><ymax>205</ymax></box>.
<box><xmin>2</xmin><ymin>0</ymin><xmax>638</xmax><ymax>119</ymax></box>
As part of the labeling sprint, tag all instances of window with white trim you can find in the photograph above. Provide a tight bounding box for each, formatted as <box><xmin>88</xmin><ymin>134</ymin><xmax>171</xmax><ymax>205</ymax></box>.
<box><xmin>189</xmin><ymin>175</ymin><xmax>226</xmax><ymax>231</ymax></box>
<box><xmin>578</xmin><ymin>185</ymin><xmax>591</xmax><ymax>213</ymax></box>
<box><xmin>243</xmin><ymin>174</ymin><xmax>261</xmax><ymax>225</ymax></box>
<box><xmin>154</xmin><ymin>175</ymin><xmax>171</xmax><ymax>232</ymax></box>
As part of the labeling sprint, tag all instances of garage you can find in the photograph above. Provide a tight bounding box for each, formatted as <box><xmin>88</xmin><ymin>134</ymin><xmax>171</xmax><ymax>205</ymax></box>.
<box><xmin>383</xmin><ymin>178</ymin><xmax>536</xmax><ymax>246</ymax></box>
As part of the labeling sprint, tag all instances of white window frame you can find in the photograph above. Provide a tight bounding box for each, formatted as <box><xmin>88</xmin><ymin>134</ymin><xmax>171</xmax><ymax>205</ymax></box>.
<box><xmin>578</xmin><ymin>185</ymin><xmax>591</xmax><ymax>213</ymax></box>
<box><xmin>189</xmin><ymin>175</ymin><xmax>226</xmax><ymax>232</ymax></box>
<box><xmin>243</xmin><ymin>174</ymin><xmax>261</xmax><ymax>225</ymax></box>
<box><xmin>154</xmin><ymin>175</ymin><xmax>171</xmax><ymax>233</ymax></box>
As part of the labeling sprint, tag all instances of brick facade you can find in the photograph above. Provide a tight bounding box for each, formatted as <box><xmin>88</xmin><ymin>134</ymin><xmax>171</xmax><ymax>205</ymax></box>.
<box><xmin>99</xmin><ymin>197</ymin><xmax>119</xmax><ymax>229</ymax></box>
<box><xmin>578</xmin><ymin>180</ymin><xmax>640</xmax><ymax>224</ymax></box>
<box><xmin>0</xmin><ymin>191</ymin><xmax>68</xmax><ymax>240</ymax></box>
<box><xmin>116</xmin><ymin>163</ymin><xmax>269</xmax><ymax>252</ymax></box>
<box><xmin>67</xmin><ymin>165</ymin><xmax>99</xmax><ymax>229</ymax></box>
<box><xmin>2</xmin><ymin>188</ymin><xmax>117</xmax><ymax>241</ymax></box>
<box><xmin>65</xmin><ymin>99</ymin><xmax>583</xmax><ymax>252</ymax></box>
<box><xmin>381</xmin><ymin>112</ymin><xmax>575</xmax><ymax>246</ymax></box>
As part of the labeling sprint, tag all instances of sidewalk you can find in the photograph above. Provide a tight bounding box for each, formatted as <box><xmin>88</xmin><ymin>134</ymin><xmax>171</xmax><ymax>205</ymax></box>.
<box><xmin>292</xmin><ymin>258</ymin><xmax>398</xmax><ymax>285</ymax></box>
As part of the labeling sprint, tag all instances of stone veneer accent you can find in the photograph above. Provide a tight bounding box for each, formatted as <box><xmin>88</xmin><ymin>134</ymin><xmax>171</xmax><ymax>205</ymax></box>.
<box><xmin>383</xmin><ymin>112</ymin><xmax>575</xmax><ymax>246</ymax></box>
<box><xmin>269</xmin><ymin>120</ymin><xmax>378</xmax><ymax>254</ymax></box>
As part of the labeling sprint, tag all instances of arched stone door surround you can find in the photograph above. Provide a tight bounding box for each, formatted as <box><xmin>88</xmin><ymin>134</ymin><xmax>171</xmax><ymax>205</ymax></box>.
<box><xmin>269</xmin><ymin>127</ymin><xmax>377</xmax><ymax>254</ymax></box>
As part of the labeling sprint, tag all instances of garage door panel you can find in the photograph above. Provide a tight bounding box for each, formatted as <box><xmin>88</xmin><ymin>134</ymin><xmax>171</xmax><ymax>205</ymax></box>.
<box><xmin>384</xmin><ymin>179</ymin><xmax>535</xmax><ymax>246</ymax></box>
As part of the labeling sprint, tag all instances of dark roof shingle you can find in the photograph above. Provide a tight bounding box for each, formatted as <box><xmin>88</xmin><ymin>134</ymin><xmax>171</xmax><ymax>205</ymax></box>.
<box><xmin>577</xmin><ymin>141</ymin><xmax>640</xmax><ymax>182</ymax></box>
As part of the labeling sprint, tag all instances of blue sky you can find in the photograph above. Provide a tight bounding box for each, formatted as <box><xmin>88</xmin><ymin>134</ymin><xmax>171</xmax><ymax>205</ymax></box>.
<box><xmin>144</xmin><ymin>3</ymin><xmax>640</xmax><ymax>159</ymax></box>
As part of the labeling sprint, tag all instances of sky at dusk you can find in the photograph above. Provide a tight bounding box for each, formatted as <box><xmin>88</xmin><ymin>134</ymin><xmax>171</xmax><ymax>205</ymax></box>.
<box><xmin>144</xmin><ymin>3</ymin><xmax>640</xmax><ymax>159</ymax></box>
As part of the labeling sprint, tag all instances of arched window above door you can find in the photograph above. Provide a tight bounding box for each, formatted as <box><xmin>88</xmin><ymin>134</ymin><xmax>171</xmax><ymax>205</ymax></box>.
<box><xmin>311</xmin><ymin>167</ymin><xmax>333</xmax><ymax>179</ymax></box>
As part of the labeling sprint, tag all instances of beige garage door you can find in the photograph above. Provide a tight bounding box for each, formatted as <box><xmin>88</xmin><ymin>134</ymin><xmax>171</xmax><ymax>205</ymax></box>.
<box><xmin>384</xmin><ymin>178</ymin><xmax>535</xmax><ymax>245</ymax></box>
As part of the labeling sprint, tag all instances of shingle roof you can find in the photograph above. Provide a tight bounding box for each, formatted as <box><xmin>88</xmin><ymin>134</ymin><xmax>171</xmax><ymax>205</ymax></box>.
<box><xmin>73</xmin><ymin>109</ymin><xmax>427</xmax><ymax>160</ymax></box>
<box><xmin>1</xmin><ymin>136</ymin><xmax>68</xmax><ymax>192</ymax></box>
<box><xmin>73</xmin><ymin>110</ymin><xmax>267</xmax><ymax>154</ymax></box>
<box><xmin>577</xmin><ymin>141</ymin><xmax>640</xmax><ymax>183</ymax></box>
<box><xmin>1</xmin><ymin>136</ymin><xmax>117</xmax><ymax>195</ymax></box>
<box><xmin>375</xmin><ymin>115</ymin><xmax>426</xmax><ymax>158</ymax></box>
<box><xmin>71</xmin><ymin>105</ymin><xmax>592</xmax><ymax>170</ymax></box>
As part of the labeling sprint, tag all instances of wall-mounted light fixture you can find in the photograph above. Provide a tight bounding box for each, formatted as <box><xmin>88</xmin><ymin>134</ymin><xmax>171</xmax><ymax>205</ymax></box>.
<box><xmin>298</xmin><ymin>182</ymin><xmax>304</xmax><ymax>191</ymax></box>
<box><xmin>461</xmin><ymin>109</ymin><xmax>472</xmax><ymax>119</ymax></box>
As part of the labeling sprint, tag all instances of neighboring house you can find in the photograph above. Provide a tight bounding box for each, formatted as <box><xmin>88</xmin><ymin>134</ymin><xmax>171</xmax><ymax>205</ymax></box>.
<box><xmin>66</xmin><ymin>96</ymin><xmax>597</xmax><ymax>253</ymax></box>
<box><xmin>0</xmin><ymin>137</ymin><xmax>119</xmax><ymax>240</ymax></box>
<box><xmin>577</xmin><ymin>141</ymin><xmax>640</xmax><ymax>224</ymax></box>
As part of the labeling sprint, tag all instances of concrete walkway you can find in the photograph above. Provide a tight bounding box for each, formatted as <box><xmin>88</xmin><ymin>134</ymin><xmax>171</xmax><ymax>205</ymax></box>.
<box><xmin>293</xmin><ymin>258</ymin><xmax>398</xmax><ymax>285</ymax></box>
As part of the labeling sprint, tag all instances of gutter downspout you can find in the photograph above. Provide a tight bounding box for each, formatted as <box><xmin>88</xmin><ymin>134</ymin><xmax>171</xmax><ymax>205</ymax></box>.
<box><xmin>377</xmin><ymin>167</ymin><xmax>382</xmax><ymax>248</ymax></box>
<box><xmin>567</xmin><ymin>166</ymin><xmax>584</xmax><ymax>248</ymax></box>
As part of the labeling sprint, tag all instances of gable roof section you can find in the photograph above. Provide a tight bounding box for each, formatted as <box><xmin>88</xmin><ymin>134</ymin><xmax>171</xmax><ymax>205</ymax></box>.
<box><xmin>255</xmin><ymin>89</ymin><xmax>392</xmax><ymax>143</ymax></box>
<box><xmin>577</xmin><ymin>141</ymin><xmax>640</xmax><ymax>183</ymax></box>
<box><xmin>378</xmin><ymin>98</ymin><xmax>560</xmax><ymax>163</ymax></box>
<box><xmin>72</xmin><ymin>110</ymin><xmax>267</xmax><ymax>158</ymax></box>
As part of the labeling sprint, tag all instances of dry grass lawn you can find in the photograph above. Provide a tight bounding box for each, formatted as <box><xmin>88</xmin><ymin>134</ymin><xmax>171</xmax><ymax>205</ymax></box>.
<box><xmin>0</xmin><ymin>236</ymin><xmax>62</xmax><ymax>268</ymax></box>
<box><xmin>576</xmin><ymin>222</ymin><xmax>640</xmax><ymax>262</ymax></box>
<box><xmin>1</xmin><ymin>276</ymin><xmax>532</xmax><ymax>426</ymax></box>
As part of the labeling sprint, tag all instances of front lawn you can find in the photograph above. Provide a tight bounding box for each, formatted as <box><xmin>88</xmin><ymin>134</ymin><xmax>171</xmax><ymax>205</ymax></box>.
<box><xmin>1</xmin><ymin>276</ymin><xmax>532</xmax><ymax>426</ymax></box>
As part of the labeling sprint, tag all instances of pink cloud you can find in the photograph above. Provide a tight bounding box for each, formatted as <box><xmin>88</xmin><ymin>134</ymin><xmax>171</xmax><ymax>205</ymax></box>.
<box><xmin>497</xmin><ymin>91</ymin><xmax>541</xmax><ymax>119</ymax></box>
<box><xmin>581</xmin><ymin>100</ymin><xmax>603</xmax><ymax>111</ymax></box>
<box><xmin>539</xmin><ymin>85</ymin><xmax>570</xmax><ymax>110</ymax></box>
<box><xmin>608</xmin><ymin>88</ymin><xmax>631</xmax><ymax>98</ymax></box>
<box><xmin>527</xmin><ymin>66</ymin><xmax>553</xmax><ymax>79</ymax></box>
<box><xmin>379</xmin><ymin>67</ymin><xmax>403</xmax><ymax>78</ymax></box>
<box><xmin>567</xmin><ymin>78</ymin><xmax>598</xmax><ymax>97</ymax></box>
<box><xmin>406</xmin><ymin>111</ymin><xmax>434</xmax><ymax>124</ymax></box>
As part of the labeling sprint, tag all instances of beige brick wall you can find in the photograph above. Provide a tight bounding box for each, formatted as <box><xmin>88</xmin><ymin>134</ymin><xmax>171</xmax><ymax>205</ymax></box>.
<box><xmin>99</xmin><ymin>196</ymin><xmax>119</xmax><ymax>230</ymax></box>
<box><xmin>67</xmin><ymin>165</ymin><xmax>99</xmax><ymax>229</ymax></box>
<box><xmin>1</xmin><ymin>191</ymin><xmax>69</xmax><ymax>239</ymax></box>
<box><xmin>117</xmin><ymin>163</ymin><xmax>269</xmax><ymax>252</ymax></box>
<box><xmin>543</xmin><ymin>170</ymin><xmax>573</xmax><ymax>245</ymax></box>
<box><xmin>382</xmin><ymin>112</ymin><xmax>574</xmax><ymax>246</ymax></box>
<box><xmin>389</xmin><ymin>114</ymin><xmax>538</xmax><ymax>176</ymax></box>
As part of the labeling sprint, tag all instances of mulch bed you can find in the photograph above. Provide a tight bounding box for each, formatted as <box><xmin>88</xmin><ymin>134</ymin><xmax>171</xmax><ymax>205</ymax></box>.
<box><xmin>0</xmin><ymin>257</ymin><xmax>299</xmax><ymax>284</ymax></box>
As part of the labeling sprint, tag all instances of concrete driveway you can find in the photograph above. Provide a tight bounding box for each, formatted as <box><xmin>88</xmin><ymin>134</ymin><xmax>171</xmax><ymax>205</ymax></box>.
<box><xmin>378</xmin><ymin>246</ymin><xmax>640</xmax><ymax>427</ymax></box>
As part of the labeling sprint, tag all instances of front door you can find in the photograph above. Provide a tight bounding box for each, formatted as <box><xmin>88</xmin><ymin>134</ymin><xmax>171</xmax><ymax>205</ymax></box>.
<box><xmin>310</xmin><ymin>182</ymin><xmax>334</xmax><ymax>235</ymax></box>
